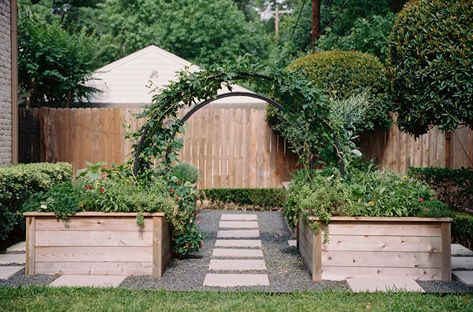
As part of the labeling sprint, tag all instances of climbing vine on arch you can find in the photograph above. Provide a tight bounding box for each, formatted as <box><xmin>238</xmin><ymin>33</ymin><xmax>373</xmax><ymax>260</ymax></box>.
<box><xmin>131</xmin><ymin>59</ymin><xmax>346</xmax><ymax>177</ymax></box>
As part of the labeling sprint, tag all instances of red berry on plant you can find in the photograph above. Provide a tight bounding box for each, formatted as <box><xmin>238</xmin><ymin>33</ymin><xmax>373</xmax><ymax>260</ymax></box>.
<box><xmin>418</xmin><ymin>197</ymin><xmax>425</xmax><ymax>203</ymax></box>
<box><xmin>100</xmin><ymin>187</ymin><xmax>105</xmax><ymax>193</ymax></box>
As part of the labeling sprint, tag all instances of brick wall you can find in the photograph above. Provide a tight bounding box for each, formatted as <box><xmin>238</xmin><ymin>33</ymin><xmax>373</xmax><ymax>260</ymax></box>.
<box><xmin>0</xmin><ymin>0</ymin><xmax>12</xmax><ymax>165</ymax></box>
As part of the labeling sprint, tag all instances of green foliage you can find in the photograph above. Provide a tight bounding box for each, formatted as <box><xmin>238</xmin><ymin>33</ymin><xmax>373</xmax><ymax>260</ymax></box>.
<box><xmin>131</xmin><ymin>59</ymin><xmax>336</xmax><ymax>173</ymax></box>
<box><xmin>199</xmin><ymin>188</ymin><xmax>286</xmax><ymax>208</ymax></box>
<box><xmin>388</xmin><ymin>0</ymin><xmax>473</xmax><ymax>136</ymax></box>
<box><xmin>0</xmin><ymin>163</ymin><xmax>72</xmax><ymax>242</ymax></box>
<box><xmin>317</xmin><ymin>14</ymin><xmax>396</xmax><ymax>62</ymax></box>
<box><xmin>94</xmin><ymin>0</ymin><xmax>269</xmax><ymax>67</ymax></box>
<box><xmin>288</xmin><ymin>50</ymin><xmax>392</xmax><ymax>133</ymax></box>
<box><xmin>409</xmin><ymin>167</ymin><xmax>473</xmax><ymax>212</ymax></box>
<box><xmin>171</xmin><ymin>163</ymin><xmax>200</xmax><ymax>185</ymax></box>
<box><xmin>452</xmin><ymin>213</ymin><xmax>473</xmax><ymax>249</ymax></box>
<box><xmin>285</xmin><ymin>166</ymin><xmax>446</xmax><ymax>239</ymax></box>
<box><xmin>18</xmin><ymin>5</ymin><xmax>100</xmax><ymax>107</ymax></box>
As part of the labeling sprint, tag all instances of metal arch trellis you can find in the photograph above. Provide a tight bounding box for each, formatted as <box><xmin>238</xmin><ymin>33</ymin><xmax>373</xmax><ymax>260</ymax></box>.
<box><xmin>131</xmin><ymin>70</ymin><xmax>346</xmax><ymax>177</ymax></box>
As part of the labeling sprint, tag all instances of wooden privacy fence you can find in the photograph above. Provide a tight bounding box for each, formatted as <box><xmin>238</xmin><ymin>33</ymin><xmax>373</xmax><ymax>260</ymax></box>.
<box><xmin>20</xmin><ymin>107</ymin><xmax>472</xmax><ymax>189</ymax></box>
<box><xmin>25</xmin><ymin>106</ymin><xmax>298</xmax><ymax>188</ymax></box>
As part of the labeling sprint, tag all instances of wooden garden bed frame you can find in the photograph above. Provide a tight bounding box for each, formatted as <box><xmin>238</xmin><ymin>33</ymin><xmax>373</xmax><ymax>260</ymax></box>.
<box><xmin>24</xmin><ymin>212</ymin><xmax>171</xmax><ymax>278</ymax></box>
<box><xmin>298</xmin><ymin>216</ymin><xmax>452</xmax><ymax>282</ymax></box>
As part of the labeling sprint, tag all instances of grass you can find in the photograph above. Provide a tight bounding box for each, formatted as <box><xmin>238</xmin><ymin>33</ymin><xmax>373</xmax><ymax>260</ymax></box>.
<box><xmin>0</xmin><ymin>287</ymin><xmax>472</xmax><ymax>312</ymax></box>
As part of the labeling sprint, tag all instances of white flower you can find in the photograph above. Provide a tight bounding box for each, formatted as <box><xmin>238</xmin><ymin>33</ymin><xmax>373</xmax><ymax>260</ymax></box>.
<box><xmin>40</xmin><ymin>204</ymin><xmax>47</xmax><ymax>210</ymax></box>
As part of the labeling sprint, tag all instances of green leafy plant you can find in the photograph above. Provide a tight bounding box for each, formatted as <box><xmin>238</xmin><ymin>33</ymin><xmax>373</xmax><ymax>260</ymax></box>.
<box><xmin>452</xmin><ymin>213</ymin><xmax>473</xmax><ymax>249</ymax></box>
<box><xmin>171</xmin><ymin>163</ymin><xmax>200</xmax><ymax>184</ymax></box>
<box><xmin>388</xmin><ymin>0</ymin><xmax>473</xmax><ymax>136</ymax></box>
<box><xmin>286</xmin><ymin>50</ymin><xmax>392</xmax><ymax>133</ymax></box>
<box><xmin>199</xmin><ymin>188</ymin><xmax>286</xmax><ymax>208</ymax></box>
<box><xmin>0</xmin><ymin>163</ymin><xmax>72</xmax><ymax>244</ymax></box>
<box><xmin>285</xmin><ymin>165</ymin><xmax>446</xmax><ymax>241</ymax></box>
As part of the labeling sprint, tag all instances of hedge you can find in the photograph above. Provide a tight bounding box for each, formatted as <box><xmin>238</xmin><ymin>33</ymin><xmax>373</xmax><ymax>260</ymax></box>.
<box><xmin>287</xmin><ymin>50</ymin><xmax>391</xmax><ymax>133</ymax></box>
<box><xmin>0</xmin><ymin>162</ymin><xmax>72</xmax><ymax>245</ymax></box>
<box><xmin>388</xmin><ymin>0</ymin><xmax>473</xmax><ymax>136</ymax></box>
<box><xmin>199</xmin><ymin>188</ymin><xmax>286</xmax><ymax>208</ymax></box>
<box><xmin>452</xmin><ymin>213</ymin><xmax>473</xmax><ymax>249</ymax></box>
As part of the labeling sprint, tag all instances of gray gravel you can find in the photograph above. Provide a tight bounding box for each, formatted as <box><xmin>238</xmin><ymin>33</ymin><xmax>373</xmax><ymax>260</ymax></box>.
<box><xmin>0</xmin><ymin>268</ymin><xmax>58</xmax><ymax>287</ymax></box>
<box><xmin>121</xmin><ymin>209</ymin><xmax>348</xmax><ymax>291</ymax></box>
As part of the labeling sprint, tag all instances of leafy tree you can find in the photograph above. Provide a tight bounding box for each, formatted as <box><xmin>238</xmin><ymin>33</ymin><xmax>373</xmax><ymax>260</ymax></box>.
<box><xmin>94</xmin><ymin>0</ymin><xmax>269</xmax><ymax>66</ymax></box>
<box><xmin>18</xmin><ymin>6</ymin><xmax>100</xmax><ymax>107</ymax></box>
<box><xmin>388</xmin><ymin>0</ymin><xmax>473</xmax><ymax>135</ymax></box>
<box><xmin>317</xmin><ymin>13</ymin><xmax>395</xmax><ymax>62</ymax></box>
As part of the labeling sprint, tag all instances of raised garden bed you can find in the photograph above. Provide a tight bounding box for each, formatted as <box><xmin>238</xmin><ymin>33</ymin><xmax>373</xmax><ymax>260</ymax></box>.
<box><xmin>298</xmin><ymin>216</ymin><xmax>452</xmax><ymax>282</ymax></box>
<box><xmin>24</xmin><ymin>212</ymin><xmax>171</xmax><ymax>278</ymax></box>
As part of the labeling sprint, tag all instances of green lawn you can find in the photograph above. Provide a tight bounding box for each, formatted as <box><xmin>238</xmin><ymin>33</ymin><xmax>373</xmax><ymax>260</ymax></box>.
<box><xmin>0</xmin><ymin>287</ymin><xmax>472</xmax><ymax>312</ymax></box>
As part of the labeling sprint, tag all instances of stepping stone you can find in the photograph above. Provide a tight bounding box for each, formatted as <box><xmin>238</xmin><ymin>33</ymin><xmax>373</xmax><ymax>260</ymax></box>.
<box><xmin>6</xmin><ymin>242</ymin><xmax>26</xmax><ymax>253</ymax></box>
<box><xmin>218</xmin><ymin>221</ymin><xmax>259</xmax><ymax>229</ymax></box>
<box><xmin>209</xmin><ymin>259</ymin><xmax>266</xmax><ymax>271</ymax></box>
<box><xmin>221</xmin><ymin>214</ymin><xmax>257</xmax><ymax>221</ymax></box>
<box><xmin>452</xmin><ymin>257</ymin><xmax>473</xmax><ymax>270</ymax></box>
<box><xmin>217</xmin><ymin>230</ymin><xmax>259</xmax><ymax>238</ymax></box>
<box><xmin>0</xmin><ymin>253</ymin><xmax>25</xmax><ymax>265</ymax></box>
<box><xmin>212</xmin><ymin>248</ymin><xmax>264</xmax><ymax>258</ymax></box>
<box><xmin>451</xmin><ymin>244</ymin><xmax>473</xmax><ymax>256</ymax></box>
<box><xmin>49</xmin><ymin>275</ymin><xmax>126</xmax><ymax>288</ymax></box>
<box><xmin>0</xmin><ymin>266</ymin><xmax>23</xmax><ymax>280</ymax></box>
<box><xmin>288</xmin><ymin>240</ymin><xmax>297</xmax><ymax>247</ymax></box>
<box><xmin>347</xmin><ymin>278</ymin><xmax>424</xmax><ymax>293</ymax></box>
<box><xmin>215</xmin><ymin>239</ymin><xmax>262</xmax><ymax>248</ymax></box>
<box><xmin>204</xmin><ymin>274</ymin><xmax>269</xmax><ymax>287</ymax></box>
<box><xmin>453</xmin><ymin>271</ymin><xmax>473</xmax><ymax>286</ymax></box>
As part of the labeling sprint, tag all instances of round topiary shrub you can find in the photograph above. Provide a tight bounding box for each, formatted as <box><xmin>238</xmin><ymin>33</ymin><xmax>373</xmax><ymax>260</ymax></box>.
<box><xmin>171</xmin><ymin>163</ymin><xmax>200</xmax><ymax>184</ymax></box>
<box><xmin>288</xmin><ymin>50</ymin><xmax>391</xmax><ymax>133</ymax></box>
<box><xmin>388</xmin><ymin>0</ymin><xmax>473</xmax><ymax>136</ymax></box>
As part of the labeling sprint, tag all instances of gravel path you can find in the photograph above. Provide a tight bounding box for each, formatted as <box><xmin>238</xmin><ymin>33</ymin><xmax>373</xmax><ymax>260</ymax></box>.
<box><xmin>121</xmin><ymin>209</ymin><xmax>348</xmax><ymax>291</ymax></box>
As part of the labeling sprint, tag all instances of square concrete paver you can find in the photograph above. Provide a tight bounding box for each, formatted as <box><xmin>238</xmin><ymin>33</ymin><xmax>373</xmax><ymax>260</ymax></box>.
<box><xmin>0</xmin><ymin>253</ymin><xmax>25</xmax><ymax>265</ymax></box>
<box><xmin>0</xmin><ymin>266</ymin><xmax>23</xmax><ymax>280</ymax></box>
<box><xmin>204</xmin><ymin>274</ymin><xmax>269</xmax><ymax>287</ymax></box>
<box><xmin>452</xmin><ymin>257</ymin><xmax>473</xmax><ymax>270</ymax></box>
<box><xmin>218</xmin><ymin>221</ymin><xmax>259</xmax><ymax>229</ymax></box>
<box><xmin>49</xmin><ymin>275</ymin><xmax>126</xmax><ymax>288</ymax></box>
<box><xmin>453</xmin><ymin>271</ymin><xmax>473</xmax><ymax>286</ymax></box>
<box><xmin>288</xmin><ymin>240</ymin><xmax>297</xmax><ymax>247</ymax></box>
<box><xmin>6</xmin><ymin>242</ymin><xmax>26</xmax><ymax>253</ymax></box>
<box><xmin>347</xmin><ymin>278</ymin><xmax>424</xmax><ymax>293</ymax></box>
<box><xmin>451</xmin><ymin>244</ymin><xmax>473</xmax><ymax>257</ymax></box>
<box><xmin>221</xmin><ymin>214</ymin><xmax>257</xmax><ymax>221</ymax></box>
<box><xmin>209</xmin><ymin>259</ymin><xmax>266</xmax><ymax>271</ymax></box>
<box><xmin>217</xmin><ymin>230</ymin><xmax>260</xmax><ymax>238</ymax></box>
<box><xmin>212</xmin><ymin>248</ymin><xmax>264</xmax><ymax>258</ymax></box>
<box><xmin>214</xmin><ymin>239</ymin><xmax>262</xmax><ymax>248</ymax></box>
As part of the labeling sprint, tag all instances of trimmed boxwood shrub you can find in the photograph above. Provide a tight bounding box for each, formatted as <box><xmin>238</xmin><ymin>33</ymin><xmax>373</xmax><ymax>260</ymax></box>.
<box><xmin>388</xmin><ymin>0</ymin><xmax>473</xmax><ymax>136</ymax></box>
<box><xmin>0</xmin><ymin>163</ymin><xmax>72</xmax><ymax>244</ymax></box>
<box><xmin>287</xmin><ymin>50</ymin><xmax>392</xmax><ymax>133</ymax></box>
<box><xmin>409</xmin><ymin>167</ymin><xmax>473</xmax><ymax>211</ymax></box>
<box><xmin>171</xmin><ymin>163</ymin><xmax>200</xmax><ymax>184</ymax></box>
<box><xmin>452</xmin><ymin>213</ymin><xmax>473</xmax><ymax>249</ymax></box>
<box><xmin>199</xmin><ymin>188</ymin><xmax>286</xmax><ymax>208</ymax></box>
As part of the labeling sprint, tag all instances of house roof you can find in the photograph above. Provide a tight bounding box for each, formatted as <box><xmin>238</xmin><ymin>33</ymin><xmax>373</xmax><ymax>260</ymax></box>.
<box><xmin>86</xmin><ymin>45</ymin><xmax>265</xmax><ymax>105</ymax></box>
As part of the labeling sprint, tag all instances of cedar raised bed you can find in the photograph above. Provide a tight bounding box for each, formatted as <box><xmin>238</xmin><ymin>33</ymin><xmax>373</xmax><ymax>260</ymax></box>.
<box><xmin>24</xmin><ymin>212</ymin><xmax>171</xmax><ymax>278</ymax></box>
<box><xmin>298</xmin><ymin>216</ymin><xmax>452</xmax><ymax>282</ymax></box>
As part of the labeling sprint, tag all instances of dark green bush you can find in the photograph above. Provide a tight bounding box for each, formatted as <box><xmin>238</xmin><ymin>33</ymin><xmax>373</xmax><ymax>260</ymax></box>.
<box><xmin>0</xmin><ymin>163</ymin><xmax>72</xmax><ymax>242</ymax></box>
<box><xmin>285</xmin><ymin>166</ymin><xmax>448</xmax><ymax>237</ymax></box>
<box><xmin>452</xmin><ymin>213</ymin><xmax>473</xmax><ymax>249</ymax></box>
<box><xmin>200</xmin><ymin>188</ymin><xmax>286</xmax><ymax>208</ymax></box>
<box><xmin>287</xmin><ymin>50</ymin><xmax>391</xmax><ymax>133</ymax></box>
<box><xmin>409</xmin><ymin>167</ymin><xmax>473</xmax><ymax>211</ymax></box>
<box><xmin>388</xmin><ymin>0</ymin><xmax>473</xmax><ymax>136</ymax></box>
<box><xmin>171</xmin><ymin>163</ymin><xmax>200</xmax><ymax>184</ymax></box>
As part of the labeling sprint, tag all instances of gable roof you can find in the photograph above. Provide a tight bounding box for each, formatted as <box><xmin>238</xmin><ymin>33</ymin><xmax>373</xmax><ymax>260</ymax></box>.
<box><xmin>86</xmin><ymin>45</ymin><xmax>264</xmax><ymax>105</ymax></box>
